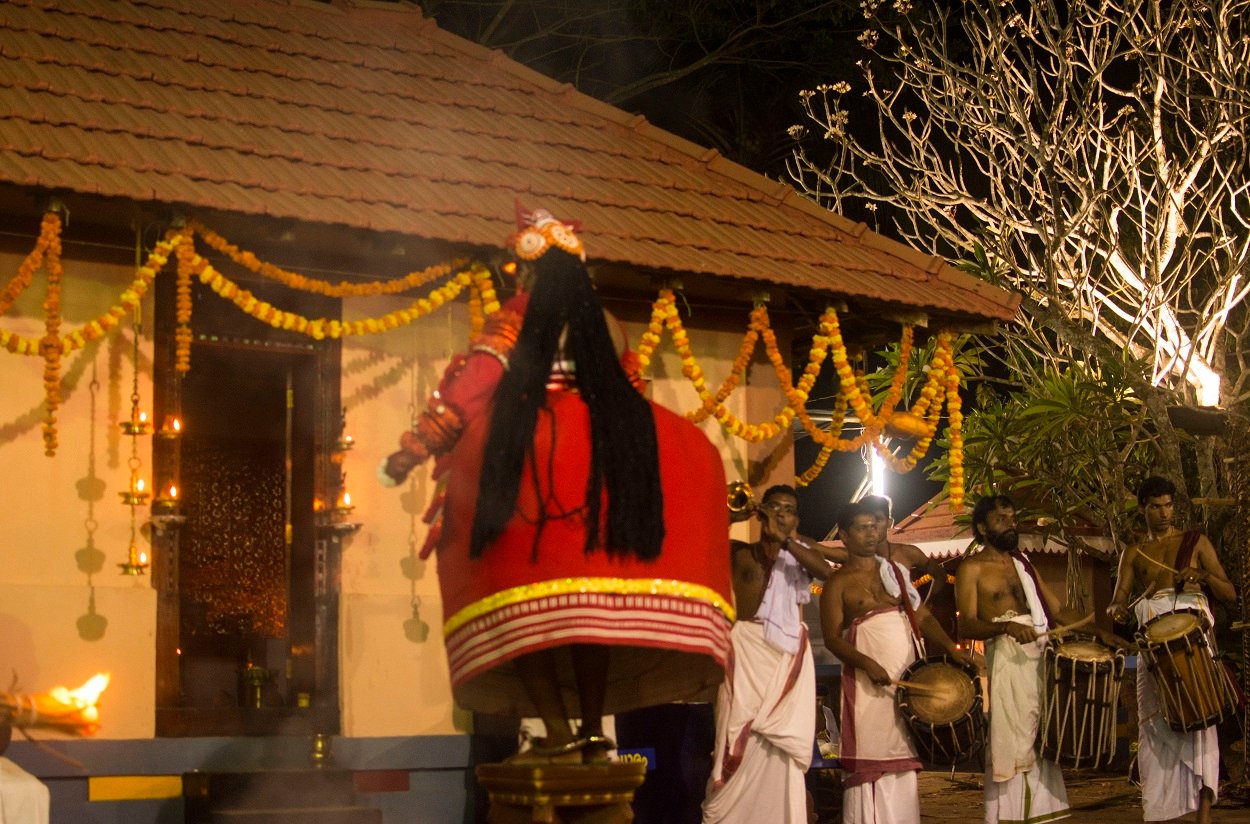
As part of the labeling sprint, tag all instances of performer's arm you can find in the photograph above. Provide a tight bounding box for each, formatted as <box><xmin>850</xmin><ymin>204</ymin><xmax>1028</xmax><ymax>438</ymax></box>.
<box><xmin>784</xmin><ymin>534</ymin><xmax>834</xmax><ymax>582</ymax></box>
<box><xmin>1186</xmin><ymin>535</ymin><xmax>1237</xmax><ymax>604</ymax></box>
<box><xmin>1033</xmin><ymin>571</ymin><xmax>1083</xmax><ymax>627</ymax></box>
<box><xmin>380</xmin><ymin>297</ymin><xmax>523</xmax><ymax>485</ymax></box>
<box><xmin>914</xmin><ymin>603</ymin><xmax>973</xmax><ymax>665</ymax></box>
<box><xmin>820</xmin><ymin>579</ymin><xmax>891</xmax><ymax>685</ymax></box>
<box><xmin>758</xmin><ymin>506</ymin><xmax>832</xmax><ymax>581</ymax></box>
<box><xmin>1105</xmin><ymin>543</ymin><xmax>1138</xmax><ymax>623</ymax></box>
<box><xmin>895</xmin><ymin>543</ymin><xmax>949</xmax><ymax>595</ymax></box>
<box><xmin>921</xmin><ymin>553</ymin><xmax>951</xmax><ymax>596</ymax></box>
<box><xmin>815</xmin><ymin>540</ymin><xmax>848</xmax><ymax>566</ymax></box>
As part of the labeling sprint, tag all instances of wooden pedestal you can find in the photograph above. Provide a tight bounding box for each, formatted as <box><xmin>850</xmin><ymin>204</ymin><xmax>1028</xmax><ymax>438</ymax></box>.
<box><xmin>476</xmin><ymin>761</ymin><xmax>646</xmax><ymax>824</ymax></box>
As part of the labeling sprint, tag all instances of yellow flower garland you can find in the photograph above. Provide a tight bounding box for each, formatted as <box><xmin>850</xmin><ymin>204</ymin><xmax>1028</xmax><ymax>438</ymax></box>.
<box><xmin>40</xmin><ymin>215</ymin><xmax>63</xmax><ymax>456</ymax></box>
<box><xmin>0</xmin><ymin>227</ymin><xmax>174</xmax><ymax>357</ymax></box>
<box><xmin>180</xmin><ymin>245</ymin><xmax>490</xmax><ymax>340</ymax></box>
<box><xmin>0</xmin><ymin>213</ymin><xmax>58</xmax><ymax>316</ymax></box>
<box><xmin>634</xmin><ymin>291</ymin><xmax>968</xmax><ymax>494</ymax></box>
<box><xmin>190</xmin><ymin>221</ymin><xmax>464</xmax><ymax>298</ymax></box>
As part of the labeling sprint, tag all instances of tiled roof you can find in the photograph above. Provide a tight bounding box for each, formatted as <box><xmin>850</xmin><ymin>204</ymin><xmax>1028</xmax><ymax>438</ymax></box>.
<box><xmin>0</xmin><ymin>0</ymin><xmax>1020</xmax><ymax>324</ymax></box>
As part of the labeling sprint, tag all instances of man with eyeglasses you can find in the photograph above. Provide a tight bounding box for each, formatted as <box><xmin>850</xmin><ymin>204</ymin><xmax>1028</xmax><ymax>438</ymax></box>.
<box><xmin>703</xmin><ymin>485</ymin><xmax>837</xmax><ymax>823</ymax></box>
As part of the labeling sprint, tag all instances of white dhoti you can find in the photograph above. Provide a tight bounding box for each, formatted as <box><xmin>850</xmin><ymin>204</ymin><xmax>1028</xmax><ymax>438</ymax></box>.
<box><xmin>0</xmin><ymin>758</ymin><xmax>50</xmax><ymax>824</ymax></box>
<box><xmin>984</xmin><ymin>619</ymin><xmax>1069</xmax><ymax>824</ymax></box>
<box><xmin>702</xmin><ymin>621</ymin><xmax>814</xmax><ymax>824</ymax></box>
<box><xmin>839</xmin><ymin>607</ymin><xmax>922</xmax><ymax>824</ymax></box>
<box><xmin>1134</xmin><ymin>592</ymin><xmax>1220</xmax><ymax>821</ymax></box>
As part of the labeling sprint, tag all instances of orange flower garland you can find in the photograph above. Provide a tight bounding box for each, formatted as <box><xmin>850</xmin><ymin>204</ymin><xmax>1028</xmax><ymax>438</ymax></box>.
<box><xmin>632</xmin><ymin>292</ymin><xmax>967</xmax><ymax>491</ymax></box>
<box><xmin>796</xmin><ymin>392</ymin><xmax>848</xmax><ymax>487</ymax></box>
<box><xmin>0</xmin><ymin>213</ymin><xmax>57</xmax><ymax>316</ymax></box>
<box><xmin>633</xmin><ymin>291</ymin><xmax>670</xmax><ymax>372</ymax></box>
<box><xmin>174</xmin><ymin>232</ymin><xmax>194</xmax><ymax>373</ymax></box>
<box><xmin>190</xmin><ymin>221</ymin><xmax>463</xmax><ymax>298</ymax></box>
<box><xmin>945</xmin><ymin>349</ymin><xmax>966</xmax><ymax>511</ymax></box>
<box><xmin>39</xmin><ymin>214</ymin><xmax>63</xmax><ymax>456</ymax></box>
<box><xmin>179</xmin><ymin>245</ymin><xmax>488</xmax><ymax>340</ymax></box>
<box><xmin>873</xmin><ymin>330</ymin><xmax>952</xmax><ymax>473</ymax></box>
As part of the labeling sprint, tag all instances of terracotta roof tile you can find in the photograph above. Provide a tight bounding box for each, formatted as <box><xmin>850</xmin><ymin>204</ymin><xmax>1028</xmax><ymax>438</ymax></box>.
<box><xmin>0</xmin><ymin>0</ymin><xmax>1020</xmax><ymax>323</ymax></box>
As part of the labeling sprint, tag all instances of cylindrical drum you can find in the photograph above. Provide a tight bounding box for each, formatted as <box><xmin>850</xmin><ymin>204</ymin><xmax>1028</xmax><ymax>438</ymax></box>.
<box><xmin>1039</xmin><ymin>637</ymin><xmax>1125</xmax><ymax>769</ymax></box>
<box><xmin>1138</xmin><ymin>610</ymin><xmax>1236</xmax><ymax>732</ymax></box>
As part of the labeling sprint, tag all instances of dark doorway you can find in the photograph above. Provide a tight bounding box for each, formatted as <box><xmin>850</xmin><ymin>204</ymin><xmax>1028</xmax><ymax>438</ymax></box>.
<box><xmin>153</xmin><ymin>267</ymin><xmax>341</xmax><ymax>736</ymax></box>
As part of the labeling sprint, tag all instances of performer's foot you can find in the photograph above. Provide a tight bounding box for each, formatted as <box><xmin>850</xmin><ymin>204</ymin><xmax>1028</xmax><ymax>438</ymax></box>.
<box><xmin>505</xmin><ymin>736</ymin><xmax>591</xmax><ymax>765</ymax></box>
<box><xmin>579</xmin><ymin>734</ymin><xmax>615</xmax><ymax>764</ymax></box>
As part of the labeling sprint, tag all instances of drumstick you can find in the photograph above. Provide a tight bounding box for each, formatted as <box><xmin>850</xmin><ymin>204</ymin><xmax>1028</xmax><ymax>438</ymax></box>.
<box><xmin>1131</xmin><ymin>545</ymin><xmax>1181</xmax><ymax>575</ymax></box>
<box><xmin>892</xmin><ymin>679</ymin><xmax>944</xmax><ymax>694</ymax></box>
<box><xmin>1045</xmin><ymin>613</ymin><xmax>1094</xmax><ymax>637</ymax></box>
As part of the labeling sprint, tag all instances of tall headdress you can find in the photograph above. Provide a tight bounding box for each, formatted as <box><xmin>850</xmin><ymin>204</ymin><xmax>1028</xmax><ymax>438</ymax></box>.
<box><xmin>510</xmin><ymin>202</ymin><xmax>586</xmax><ymax>262</ymax></box>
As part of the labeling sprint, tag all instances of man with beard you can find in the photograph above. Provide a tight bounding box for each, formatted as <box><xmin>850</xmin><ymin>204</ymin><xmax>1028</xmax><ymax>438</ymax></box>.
<box><xmin>1107</xmin><ymin>476</ymin><xmax>1236</xmax><ymax>824</ymax></box>
<box><xmin>954</xmin><ymin>495</ymin><xmax>1075</xmax><ymax>824</ymax></box>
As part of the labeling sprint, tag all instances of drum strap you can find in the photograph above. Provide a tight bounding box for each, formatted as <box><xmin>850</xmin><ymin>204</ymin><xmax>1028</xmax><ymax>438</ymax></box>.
<box><xmin>1172</xmin><ymin>530</ymin><xmax>1202</xmax><ymax>595</ymax></box>
<box><xmin>885</xmin><ymin>560</ymin><xmax>924</xmax><ymax>646</ymax></box>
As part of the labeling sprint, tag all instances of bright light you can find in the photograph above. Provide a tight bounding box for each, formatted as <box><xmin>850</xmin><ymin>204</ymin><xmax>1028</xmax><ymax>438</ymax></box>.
<box><xmin>871</xmin><ymin>449</ymin><xmax>886</xmax><ymax>497</ymax></box>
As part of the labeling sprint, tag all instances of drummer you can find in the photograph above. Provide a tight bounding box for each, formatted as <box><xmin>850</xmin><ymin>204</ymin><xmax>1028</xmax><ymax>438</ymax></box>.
<box><xmin>1106</xmin><ymin>475</ymin><xmax>1235</xmax><ymax>824</ymax></box>
<box><xmin>860</xmin><ymin>495</ymin><xmax>952</xmax><ymax>600</ymax></box>
<box><xmin>821</xmin><ymin>502</ymin><xmax>970</xmax><ymax>824</ymax></box>
<box><xmin>954</xmin><ymin>494</ymin><xmax>1085</xmax><ymax>824</ymax></box>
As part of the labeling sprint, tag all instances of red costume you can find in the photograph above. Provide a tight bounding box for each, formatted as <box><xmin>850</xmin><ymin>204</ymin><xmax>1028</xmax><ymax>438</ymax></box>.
<box><xmin>391</xmin><ymin>281</ymin><xmax>733</xmax><ymax>719</ymax></box>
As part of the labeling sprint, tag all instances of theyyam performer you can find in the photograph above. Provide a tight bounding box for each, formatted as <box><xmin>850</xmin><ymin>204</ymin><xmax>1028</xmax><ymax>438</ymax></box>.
<box><xmin>823</xmin><ymin>501</ymin><xmax>971</xmax><ymax>824</ymax></box>
<box><xmin>380</xmin><ymin>204</ymin><xmax>734</xmax><ymax>763</ymax></box>
<box><xmin>955</xmin><ymin>495</ymin><xmax>1074</xmax><ymax>824</ymax></box>
<box><xmin>1107</xmin><ymin>476</ymin><xmax>1236</xmax><ymax>824</ymax></box>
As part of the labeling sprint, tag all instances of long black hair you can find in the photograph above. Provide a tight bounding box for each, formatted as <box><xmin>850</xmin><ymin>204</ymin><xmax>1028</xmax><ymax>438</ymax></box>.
<box><xmin>469</xmin><ymin>249</ymin><xmax>664</xmax><ymax>560</ymax></box>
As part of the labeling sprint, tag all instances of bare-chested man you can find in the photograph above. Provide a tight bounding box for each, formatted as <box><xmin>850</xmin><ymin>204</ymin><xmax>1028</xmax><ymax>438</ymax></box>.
<box><xmin>860</xmin><ymin>494</ymin><xmax>951</xmax><ymax>600</ymax></box>
<box><xmin>704</xmin><ymin>485</ymin><xmax>832</xmax><ymax>823</ymax></box>
<box><xmin>955</xmin><ymin>495</ymin><xmax>1075</xmax><ymax>824</ymax></box>
<box><xmin>822</xmin><ymin>501</ymin><xmax>968</xmax><ymax>824</ymax></box>
<box><xmin>1107</xmin><ymin>475</ymin><xmax>1235</xmax><ymax>824</ymax></box>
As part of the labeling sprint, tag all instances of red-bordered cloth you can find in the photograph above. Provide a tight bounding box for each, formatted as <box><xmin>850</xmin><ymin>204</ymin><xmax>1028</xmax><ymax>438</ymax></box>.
<box><xmin>435</xmin><ymin>387</ymin><xmax>734</xmax><ymax>717</ymax></box>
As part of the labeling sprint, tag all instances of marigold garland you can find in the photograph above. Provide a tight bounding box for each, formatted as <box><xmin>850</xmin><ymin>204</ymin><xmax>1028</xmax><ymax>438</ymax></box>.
<box><xmin>945</xmin><ymin>348</ymin><xmax>966</xmax><ymax>511</ymax></box>
<box><xmin>180</xmin><ymin>246</ymin><xmax>489</xmax><ymax>340</ymax></box>
<box><xmin>0</xmin><ymin>213</ymin><xmax>56</xmax><ymax>316</ymax></box>
<box><xmin>174</xmin><ymin>232</ymin><xmax>194</xmax><ymax>373</ymax></box>
<box><xmin>635</xmin><ymin>292</ymin><xmax>967</xmax><ymax>492</ymax></box>
<box><xmin>40</xmin><ymin>215</ymin><xmax>63</xmax><ymax>456</ymax></box>
<box><xmin>0</xmin><ymin>235</ymin><xmax>174</xmax><ymax>357</ymax></box>
<box><xmin>190</xmin><ymin>220</ymin><xmax>464</xmax><ymax>298</ymax></box>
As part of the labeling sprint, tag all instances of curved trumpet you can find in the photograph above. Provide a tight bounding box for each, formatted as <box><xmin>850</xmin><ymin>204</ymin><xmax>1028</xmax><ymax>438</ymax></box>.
<box><xmin>727</xmin><ymin>481</ymin><xmax>756</xmax><ymax>514</ymax></box>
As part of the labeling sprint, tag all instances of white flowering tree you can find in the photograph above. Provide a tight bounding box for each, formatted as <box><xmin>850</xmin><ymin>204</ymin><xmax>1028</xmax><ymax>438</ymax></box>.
<box><xmin>788</xmin><ymin>0</ymin><xmax>1250</xmax><ymax>497</ymax></box>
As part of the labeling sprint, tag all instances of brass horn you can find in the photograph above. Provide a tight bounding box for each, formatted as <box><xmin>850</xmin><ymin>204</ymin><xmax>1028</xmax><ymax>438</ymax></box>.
<box><xmin>727</xmin><ymin>481</ymin><xmax>756</xmax><ymax>514</ymax></box>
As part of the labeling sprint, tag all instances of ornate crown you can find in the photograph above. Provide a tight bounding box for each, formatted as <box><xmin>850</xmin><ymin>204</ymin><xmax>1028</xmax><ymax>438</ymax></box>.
<box><xmin>510</xmin><ymin>202</ymin><xmax>585</xmax><ymax>262</ymax></box>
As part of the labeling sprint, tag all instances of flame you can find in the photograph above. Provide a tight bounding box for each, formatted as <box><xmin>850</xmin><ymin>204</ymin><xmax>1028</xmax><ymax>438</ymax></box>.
<box><xmin>135</xmin><ymin>477</ymin><xmax>146</xmax><ymax>494</ymax></box>
<box><xmin>172</xmin><ymin>417</ymin><xmax>181</xmax><ymax>432</ymax></box>
<box><xmin>51</xmin><ymin>673</ymin><xmax>110</xmax><ymax>708</ymax></box>
<box><xmin>342</xmin><ymin>491</ymin><xmax>352</xmax><ymax>507</ymax></box>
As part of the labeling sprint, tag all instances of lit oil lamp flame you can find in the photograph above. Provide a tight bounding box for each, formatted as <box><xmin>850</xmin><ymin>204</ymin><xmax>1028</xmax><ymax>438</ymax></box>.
<box><xmin>3</xmin><ymin>673</ymin><xmax>111</xmax><ymax>735</ymax></box>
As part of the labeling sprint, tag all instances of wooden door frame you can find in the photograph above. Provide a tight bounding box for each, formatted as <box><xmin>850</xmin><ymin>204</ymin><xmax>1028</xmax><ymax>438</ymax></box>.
<box><xmin>151</xmin><ymin>269</ymin><xmax>343</xmax><ymax>737</ymax></box>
